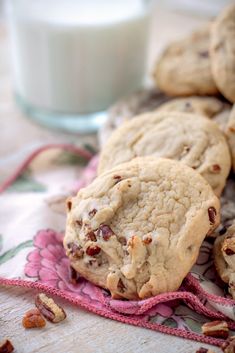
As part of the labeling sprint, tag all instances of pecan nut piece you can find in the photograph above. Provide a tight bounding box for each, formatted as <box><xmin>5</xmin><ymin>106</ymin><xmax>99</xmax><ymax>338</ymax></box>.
<box><xmin>86</xmin><ymin>231</ymin><xmax>97</xmax><ymax>242</ymax></box>
<box><xmin>202</xmin><ymin>320</ymin><xmax>229</xmax><ymax>339</ymax></box>
<box><xmin>88</xmin><ymin>209</ymin><xmax>97</xmax><ymax>218</ymax></box>
<box><xmin>35</xmin><ymin>293</ymin><xmax>66</xmax><ymax>323</ymax></box>
<box><xmin>86</xmin><ymin>245</ymin><xmax>101</xmax><ymax>256</ymax></box>
<box><xmin>209</xmin><ymin>164</ymin><xmax>221</xmax><ymax>173</ymax></box>
<box><xmin>22</xmin><ymin>308</ymin><xmax>46</xmax><ymax>329</ymax></box>
<box><xmin>222</xmin><ymin>238</ymin><xmax>235</xmax><ymax>256</ymax></box>
<box><xmin>0</xmin><ymin>339</ymin><xmax>14</xmax><ymax>353</ymax></box>
<box><xmin>221</xmin><ymin>336</ymin><xmax>235</xmax><ymax>353</ymax></box>
<box><xmin>97</xmin><ymin>224</ymin><xmax>114</xmax><ymax>241</ymax></box>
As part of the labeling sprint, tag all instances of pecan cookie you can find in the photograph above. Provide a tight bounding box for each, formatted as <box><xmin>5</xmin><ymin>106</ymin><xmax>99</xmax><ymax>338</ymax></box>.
<box><xmin>156</xmin><ymin>96</ymin><xmax>226</xmax><ymax>118</ymax></box>
<box><xmin>98</xmin><ymin>112</ymin><xmax>231</xmax><ymax>196</ymax></box>
<box><xmin>98</xmin><ymin>88</ymin><xmax>169</xmax><ymax>147</ymax></box>
<box><xmin>153</xmin><ymin>25</ymin><xmax>218</xmax><ymax>96</ymax></box>
<box><xmin>64</xmin><ymin>157</ymin><xmax>220</xmax><ymax>300</ymax></box>
<box><xmin>214</xmin><ymin>223</ymin><xmax>235</xmax><ymax>299</ymax></box>
<box><xmin>210</xmin><ymin>4</ymin><xmax>235</xmax><ymax>103</ymax></box>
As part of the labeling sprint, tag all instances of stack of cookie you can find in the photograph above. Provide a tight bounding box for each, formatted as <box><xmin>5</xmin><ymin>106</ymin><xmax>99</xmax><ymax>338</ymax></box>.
<box><xmin>64</xmin><ymin>4</ymin><xmax>235</xmax><ymax>300</ymax></box>
<box><xmin>154</xmin><ymin>3</ymin><xmax>235</xmax><ymax>103</ymax></box>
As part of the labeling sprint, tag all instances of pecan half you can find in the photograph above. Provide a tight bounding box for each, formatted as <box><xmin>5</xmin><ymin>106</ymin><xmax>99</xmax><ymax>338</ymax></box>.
<box><xmin>208</xmin><ymin>207</ymin><xmax>217</xmax><ymax>225</ymax></box>
<box><xmin>202</xmin><ymin>320</ymin><xmax>229</xmax><ymax>339</ymax></box>
<box><xmin>22</xmin><ymin>308</ymin><xmax>46</xmax><ymax>329</ymax></box>
<box><xmin>221</xmin><ymin>336</ymin><xmax>235</xmax><ymax>353</ymax></box>
<box><xmin>0</xmin><ymin>339</ymin><xmax>14</xmax><ymax>353</ymax></box>
<box><xmin>97</xmin><ymin>224</ymin><xmax>114</xmax><ymax>241</ymax></box>
<box><xmin>86</xmin><ymin>245</ymin><xmax>101</xmax><ymax>256</ymax></box>
<box><xmin>35</xmin><ymin>293</ymin><xmax>66</xmax><ymax>323</ymax></box>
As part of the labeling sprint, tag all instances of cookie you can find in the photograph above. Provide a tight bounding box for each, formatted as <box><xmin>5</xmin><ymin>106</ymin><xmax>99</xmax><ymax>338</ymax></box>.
<box><xmin>210</xmin><ymin>4</ymin><xmax>235</xmax><ymax>103</ymax></box>
<box><xmin>99</xmin><ymin>89</ymin><xmax>169</xmax><ymax>147</ymax></box>
<box><xmin>64</xmin><ymin>157</ymin><xmax>220</xmax><ymax>300</ymax></box>
<box><xmin>153</xmin><ymin>25</ymin><xmax>218</xmax><ymax>96</ymax></box>
<box><xmin>156</xmin><ymin>96</ymin><xmax>225</xmax><ymax>118</ymax></box>
<box><xmin>214</xmin><ymin>223</ymin><xmax>235</xmax><ymax>299</ymax></box>
<box><xmin>98</xmin><ymin>112</ymin><xmax>231</xmax><ymax>196</ymax></box>
<box><xmin>225</xmin><ymin>104</ymin><xmax>235</xmax><ymax>172</ymax></box>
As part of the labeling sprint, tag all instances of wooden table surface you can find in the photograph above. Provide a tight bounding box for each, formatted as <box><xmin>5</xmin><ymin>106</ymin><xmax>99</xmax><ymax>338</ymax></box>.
<box><xmin>0</xmin><ymin>6</ymin><xmax>221</xmax><ymax>353</ymax></box>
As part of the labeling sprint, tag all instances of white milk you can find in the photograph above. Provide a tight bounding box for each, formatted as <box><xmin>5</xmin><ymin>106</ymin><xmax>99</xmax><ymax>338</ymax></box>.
<box><xmin>8</xmin><ymin>0</ymin><xmax>149</xmax><ymax>114</ymax></box>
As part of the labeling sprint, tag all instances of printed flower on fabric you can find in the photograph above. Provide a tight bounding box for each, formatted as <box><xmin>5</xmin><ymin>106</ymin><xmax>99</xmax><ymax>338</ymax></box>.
<box><xmin>24</xmin><ymin>229</ymin><xmax>111</xmax><ymax>307</ymax></box>
<box><xmin>24</xmin><ymin>229</ymin><xmax>82</xmax><ymax>293</ymax></box>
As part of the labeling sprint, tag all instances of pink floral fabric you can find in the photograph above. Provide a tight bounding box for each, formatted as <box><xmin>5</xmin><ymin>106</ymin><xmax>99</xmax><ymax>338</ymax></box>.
<box><xmin>1</xmin><ymin>144</ymin><xmax>235</xmax><ymax>349</ymax></box>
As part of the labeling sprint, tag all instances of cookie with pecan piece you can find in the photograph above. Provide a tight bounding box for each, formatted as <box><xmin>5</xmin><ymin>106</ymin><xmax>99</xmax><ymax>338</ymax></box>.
<box><xmin>98</xmin><ymin>111</ymin><xmax>231</xmax><ymax>196</ymax></box>
<box><xmin>153</xmin><ymin>25</ymin><xmax>218</xmax><ymax>96</ymax></box>
<box><xmin>210</xmin><ymin>4</ymin><xmax>235</xmax><ymax>103</ymax></box>
<box><xmin>64</xmin><ymin>157</ymin><xmax>220</xmax><ymax>299</ymax></box>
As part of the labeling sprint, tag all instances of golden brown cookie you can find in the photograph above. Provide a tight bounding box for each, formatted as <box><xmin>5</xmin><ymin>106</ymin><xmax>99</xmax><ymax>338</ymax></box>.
<box><xmin>98</xmin><ymin>111</ymin><xmax>231</xmax><ymax>196</ymax></box>
<box><xmin>210</xmin><ymin>4</ymin><xmax>235</xmax><ymax>103</ymax></box>
<box><xmin>153</xmin><ymin>25</ymin><xmax>218</xmax><ymax>96</ymax></box>
<box><xmin>64</xmin><ymin>157</ymin><xmax>220</xmax><ymax>300</ymax></box>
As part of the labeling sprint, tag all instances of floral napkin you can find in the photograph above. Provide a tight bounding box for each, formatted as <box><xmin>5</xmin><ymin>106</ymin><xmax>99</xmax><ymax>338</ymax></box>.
<box><xmin>1</xmin><ymin>144</ymin><xmax>235</xmax><ymax>348</ymax></box>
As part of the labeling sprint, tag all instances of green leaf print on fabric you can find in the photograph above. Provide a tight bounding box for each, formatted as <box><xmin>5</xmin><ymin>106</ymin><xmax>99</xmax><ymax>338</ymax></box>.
<box><xmin>174</xmin><ymin>305</ymin><xmax>207</xmax><ymax>333</ymax></box>
<box><xmin>0</xmin><ymin>240</ymin><xmax>33</xmax><ymax>265</ymax></box>
<box><xmin>0</xmin><ymin>235</ymin><xmax>2</xmax><ymax>252</ymax></box>
<box><xmin>183</xmin><ymin>318</ymin><xmax>203</xmax><ymax>333</ymax></box>
<box><xmin>8</xmin><ymin>171</ymin><xmax>46</xmax><ymax>192</ymax></box>
<box><xmin>83</xmin><ymin>143</ymin><xmax>97</xmax><ymax>155</ymax></box>
<box><xmin>53</xmin><ymin>151</ymin><xmax>88</xmax><ymax>166</ymax></box>
<box><xmin>162</xmin><ymin>318</ymin><xmax>178</xmax><ymax>328</ymax></box>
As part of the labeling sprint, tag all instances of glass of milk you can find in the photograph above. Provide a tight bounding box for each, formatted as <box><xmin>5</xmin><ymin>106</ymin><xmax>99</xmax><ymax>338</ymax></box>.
<box><xmin>7</xmin><ymin>0</ymin><xmax>150</xmax><ymax>133</ymax></box>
